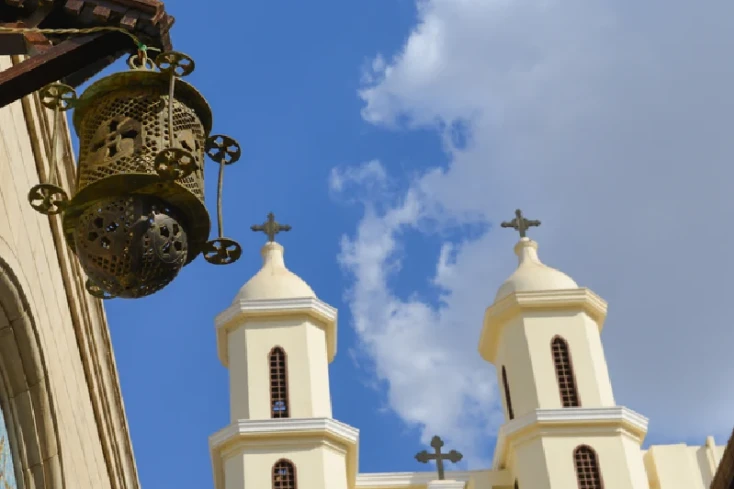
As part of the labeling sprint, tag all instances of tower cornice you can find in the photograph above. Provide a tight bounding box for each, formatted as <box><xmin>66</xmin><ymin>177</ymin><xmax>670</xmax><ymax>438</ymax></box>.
<box><xmin>491</xmin><ymin>406</ymin><xmax>649</xmax><ymax>470</ymax></box>
<box><xmin>209</xmin><ymin>417</ymin><xmax>359</xmax><ymax>489</ymax></box>
<box><xmin>215</xmin><ymin>297</ymin><xmax>338</xmax><ymax>366</ymax></box>
<box><xmin>479</xmin><ymin>288</ymin><xmax>608</xmax><ymax>363</ymax></box>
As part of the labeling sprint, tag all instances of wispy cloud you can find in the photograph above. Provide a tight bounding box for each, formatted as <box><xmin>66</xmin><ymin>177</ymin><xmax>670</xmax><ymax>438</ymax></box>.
<box><xmin>329</xmin><ymin>160</ymin><xmax>388</xmax><ymax>194</ymax></box>
<box><xmin>335</xmin><ymin>0</ymin><xmax>734</xmax><ymax>463</ymax></box>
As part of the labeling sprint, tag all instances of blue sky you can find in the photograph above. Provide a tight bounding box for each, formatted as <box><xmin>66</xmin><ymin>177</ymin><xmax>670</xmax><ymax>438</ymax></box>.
<box><xmin>100</xmin><ymin>1</ymin><xmax>467</xmax><ymax>488</ymax></box>
<box><xmin>75</xmin><ymin>0</ymin><xmax>734</xmax><ymax>488</ymax></box>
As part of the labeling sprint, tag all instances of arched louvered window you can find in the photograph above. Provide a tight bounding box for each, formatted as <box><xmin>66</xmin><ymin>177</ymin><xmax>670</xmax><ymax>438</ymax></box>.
<box><xmin>574</xmin><ymin>445</ymin><xmax>603</xmax><ymax>489</ymax></box>
<box><xmin>269</xmin><ymin>347</ymin><xmax>289</xmax><ymax>418</ymax></box>
<box><xmin>272</xmin><ymin>459</ymin><xmax>297</xmax><ymax>489</ymax></box>
<box><xmin>501</xmin><ymin>366</ymin><xmax>515</xmax><ymax>420</ymax></box>
<box><xmin>551</xmin><ymin>336</ymin><xmax>580</xmax><ymax>407</ymax></box>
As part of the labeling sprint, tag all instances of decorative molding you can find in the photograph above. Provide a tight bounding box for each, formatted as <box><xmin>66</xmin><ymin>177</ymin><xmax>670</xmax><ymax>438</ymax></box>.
<box><xmin>356</xmin><ymin>472</ymin><xmax>472</xmax><ymax>487</ymax></box>
<box><xmin>356</xmin><ymin>470</ymin><xmax>513</xmax><ymax>488</ymax></box>
<box><xmin>216</xmin><ymin>297</ymin><xmax>338</xmax><ymax>326</ymax></box>
<box><xmin>209</xmin><ymin>417</ymin><xmax>358</xmax><ymax>448</ymax></box>
<box><xmin>20</xmin><ymin>72</ymin><xmax>140</xmax><ymax>489</ymax></box>
<box><xmin>479</xmin><ymin>288</ymin><xmax>608</xmax><ymax>363</ymax></box>
<box><xmin>427</xmin><ymin>481</ymin><xmax>466</xmax><ymax>489</ymax></box>
<box><xmin>492</xmin><ymin>406</ymin><xmax>649</xmax><ymax>470</ymax></box>
<box><xmin>209</xmin><ymin>417</ymin><xmax>358</xmax><ymax>489</ymax></box>
<box><xmin>0</xmin><ymin>254</ymin><xmax>64</xmax><ymax>489</ymax></box>
<box><xmin>215</xmin><ymin>297</ymin><xmax>338</xmax><ymax>365</ymax></box>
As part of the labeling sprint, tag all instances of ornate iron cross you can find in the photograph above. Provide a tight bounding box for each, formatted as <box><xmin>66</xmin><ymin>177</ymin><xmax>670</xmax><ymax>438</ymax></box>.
<box><xmin>500</xmin><ymin>209</ymin><xmax>541</xmax><ymax>238</ymax></box>
<box><xmin>415</xmin><ymin>435</ymin><xmax>463</xmax><ymax>480</ymax></box>
<box><xmin>251</xmin><ymin>212</ymin><xmax>291</xmax><ymax>242</ymax></box>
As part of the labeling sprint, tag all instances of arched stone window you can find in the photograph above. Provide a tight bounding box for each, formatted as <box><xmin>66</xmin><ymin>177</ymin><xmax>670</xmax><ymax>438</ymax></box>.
<box><xmin>551</xmin><ymin>336</ymin><xmax>580</xmax><ymax>407</ymax></box>
<box><xmin>269</xmin><ymin>347</ymin><xmax>290</xmax><ymax>418</ymax></box>
<box><xmin>0</xmin><ymin>404</ymin><xmax>19</xmax><ymax>488</ymax></box>
<box><xmin>574</xmin><ymin>445</ymin><xmax>603</xmax><ymax>489</ymax></box>
<box><xmin>272</xmin><ymin>458</ymin><xmax>297</xmax><ymax>489</ymax></box>
<box><xmin>501</xmin><ymin>366</ymin><xmax>515</xmax><ymax>420</ymax></box>
<box><xmin>0</xmin><ymin>257</ymin><xmax>63</xmax><ymax>488</ymax></box>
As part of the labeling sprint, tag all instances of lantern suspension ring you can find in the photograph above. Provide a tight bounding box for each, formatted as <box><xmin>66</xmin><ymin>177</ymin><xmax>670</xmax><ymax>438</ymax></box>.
<box><xmin>25</xmin><ymin>48</ymin><xmax>246</xmax><ymax>300</ymax></box>
<box><xmin>27</xmin><ymin>83</ymin><xmax>77</xmax><ymax>215</ymax></box>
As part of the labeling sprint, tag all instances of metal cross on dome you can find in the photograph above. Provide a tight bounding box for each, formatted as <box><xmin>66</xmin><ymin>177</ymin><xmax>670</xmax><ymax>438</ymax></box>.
<box><xmin>501</xmin><ymin>208</ymin><xmax>541</xmax><ymax>238</ymax></box>
<box><xmin>251</xmin><ymin>212</ymin><xmax>291</xmax><ymax>242</ymax></box>
<box><xmin>415</xmin><ymin>435</ymin><xmax>463</xmax><ymax>480</ymax></box>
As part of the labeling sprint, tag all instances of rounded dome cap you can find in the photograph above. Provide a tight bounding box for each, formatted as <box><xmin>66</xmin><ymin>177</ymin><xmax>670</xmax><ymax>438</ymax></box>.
<box><xmin>495</xmin><ymin>237</ymin><xmax>578</xmax><ymax>301</ymax></box>
<box><xmin>233</xmin><ymin>241</ymin><xmax>315</xmax><ymax>302</ymax></box>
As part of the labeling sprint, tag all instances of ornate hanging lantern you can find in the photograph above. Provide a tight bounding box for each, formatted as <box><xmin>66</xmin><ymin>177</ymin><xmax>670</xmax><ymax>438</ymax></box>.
<box><xmin>28</xmin><ymin>51</ymin><xmax>242</xmax><ymax>300</ymax></box>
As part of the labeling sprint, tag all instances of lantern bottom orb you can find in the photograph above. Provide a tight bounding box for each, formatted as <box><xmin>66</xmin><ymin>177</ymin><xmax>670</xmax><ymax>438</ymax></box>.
<box><xmin>72</xmin><ymin>195</ymin><xmax>190</xmax><ymax>299</ymax></box>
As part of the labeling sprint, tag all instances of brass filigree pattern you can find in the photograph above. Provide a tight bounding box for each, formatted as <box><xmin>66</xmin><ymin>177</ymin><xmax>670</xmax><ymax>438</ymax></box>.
<box><xmin>155</xmin><ymin>51</ymin><xmax>195</xmax><ymax>78</ymax></box>
<box><xmin>73</xmin><ymin>196</ymin><xmax>189</xmax><ymax>299</ymax></box>
<box><xmin>39</xmin><ymin>83</ymin><xmax>76</xmax><ymax>111</ymax></box>
<box><xmin>205</xmin><ymin>135</ymin><xmax>241</xmax><ymax>165</ymax></box>
<box><xmin>88</xmin><ymin>116</ymin><xmax>143</xmax><ymax>168</ymax></box>
<box><xmin>27</xmin><ymin>183</ymin><xmax>68</xmax><ymax>215</ymax></box>
<box><xmin>202</xmin><ymin>238</ymin><xmax>241</xmax><ymax>265</ymax></box>
<box><xmin>76</xmin><ymin>89</ymin><xmax>206</xmax><ymax>201</ymax></box>
<box><xmin>154</xmin><ymin>147</ymin><xmax>196</xmax><ymax>180</ymax></box>
<box><xmin>86</xmin><ymin>279</ymin><xmax>117</xmax><ymax>300</ymax></box>
<box><xmin>26</xmin><ymin>51</ymin><xmax>245</xmax><ymax>299</ymax></box>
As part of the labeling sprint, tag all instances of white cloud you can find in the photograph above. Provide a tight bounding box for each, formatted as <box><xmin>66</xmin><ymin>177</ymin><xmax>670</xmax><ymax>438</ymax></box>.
<box><xmin>335</xmin><ymin>176</ymin><xmax>501</xmax><ymax>465</ymax></box>
<box><xmin>336</xmin><ymin>0</ymin><xmax>734</xmax><ymax>464</ymax></box>
<box><xmin>329</xmin><ymin>160</ymin><xmax>389</xmax><ymax>203</ymax></box>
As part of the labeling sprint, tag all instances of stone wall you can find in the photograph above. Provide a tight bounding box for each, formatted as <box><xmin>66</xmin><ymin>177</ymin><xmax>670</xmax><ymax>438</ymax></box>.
<box><xmin>0</xmin><ymin>55</ymin><xmax>138</xmax><ymax>489</ymax></box>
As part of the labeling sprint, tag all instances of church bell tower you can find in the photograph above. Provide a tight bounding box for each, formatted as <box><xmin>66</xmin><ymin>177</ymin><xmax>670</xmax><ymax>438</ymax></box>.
<box><xmin>479</xmin><ymin>210</ymin><xmax>650</xmax><ymax>489</ymax></box>
<box><xmin>208</xmin><ymin>214</ymin><xmax>358</xmax><ymax>489</ymax></box>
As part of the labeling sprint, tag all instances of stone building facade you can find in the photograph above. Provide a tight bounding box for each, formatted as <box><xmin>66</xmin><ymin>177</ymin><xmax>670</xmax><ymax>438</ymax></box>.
<box><xmin>0</xmin><ymin>53</ymin><xmax>138</xmax><ymax>489</ymax></box>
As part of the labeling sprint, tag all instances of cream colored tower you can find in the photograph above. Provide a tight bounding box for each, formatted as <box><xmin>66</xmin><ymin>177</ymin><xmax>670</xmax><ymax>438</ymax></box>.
<box><xmin>479</xmin><ymin>237</ymin><xmax>650</xmax><ymax>488</ymax></box>
<box><xmin>209</xmin><ymin>240</ymin><xmax>358</xmax><ymax>489</ymax></box>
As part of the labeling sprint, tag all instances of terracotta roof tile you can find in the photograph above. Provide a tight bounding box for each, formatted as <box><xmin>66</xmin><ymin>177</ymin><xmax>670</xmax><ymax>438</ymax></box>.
<box><xmin>2</xmin><ymin>0</ymin><xmax>174</xmax><ymax>47</ymax></box>
<box><xmin>1</xmin><ymin>0</ymin><xmax>175</xmax><ymax>86</ymax></box>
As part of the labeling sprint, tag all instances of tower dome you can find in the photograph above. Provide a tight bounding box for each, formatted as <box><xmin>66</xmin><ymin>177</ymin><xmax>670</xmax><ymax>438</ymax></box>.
<box><xmin>495</xmin><ymin>237</ymin><xmax>578</xmax><ymax>301</ymax></box>
<box><xmin>233</xmin><ymin>241</ymin><xmax>315</xmax><ymax>302</ymax></box>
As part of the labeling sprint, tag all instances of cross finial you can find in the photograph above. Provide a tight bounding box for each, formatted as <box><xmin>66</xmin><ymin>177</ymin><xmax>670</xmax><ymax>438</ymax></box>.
<box><xmin>414</xmin><ymin>435</ymin><xmax>463</xmax><ymax>480</ymax></box>
<box><xmin>251</xmin><ymin>212</ymin><xmax>291</xmax><ymax>242</ymax></box>
<box><xmin>500</xmin><ymin>209</ymin><xmax>540</xmax><ymax>238</ymax></box>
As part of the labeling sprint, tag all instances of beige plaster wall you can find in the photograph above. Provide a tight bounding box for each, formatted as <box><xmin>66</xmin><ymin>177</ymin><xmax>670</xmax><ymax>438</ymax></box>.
<box><xmin>644</xmin><ymin>443</ymin><xmax>722</xmax><ymax>489</ymax></box>
<box><xmin>0</xmin><ymin>55</ymin><xmax>138</xmax><ymax>489</ymax></box>
<box><xmin>227</xmin><ymin>316</ymin><xmax>333</xmax><ymax>422</ymax></box>
<box><xmin>222</xmin><ymin>440</ymin><xmax>348</xmax><ymax>489</ymax></box>
<box><xmin>494</xmin><ymin>309</ymin><xmax>615</xmax><ymax>419</ymax></box>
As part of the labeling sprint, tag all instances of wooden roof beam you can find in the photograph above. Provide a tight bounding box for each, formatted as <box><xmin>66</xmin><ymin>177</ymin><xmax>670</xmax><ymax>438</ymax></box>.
<box><xmin>0</xmin><ymin>29</ymin><xmax>130</xmax><ymax>108</ymax></box>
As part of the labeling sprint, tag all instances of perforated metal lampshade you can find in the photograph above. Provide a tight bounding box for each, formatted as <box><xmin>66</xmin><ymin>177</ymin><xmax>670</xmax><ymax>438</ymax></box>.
<box><xmin>28</xmin><ymin>52</ymin><xmax>242</xmax><ymax>300</ymax></box>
